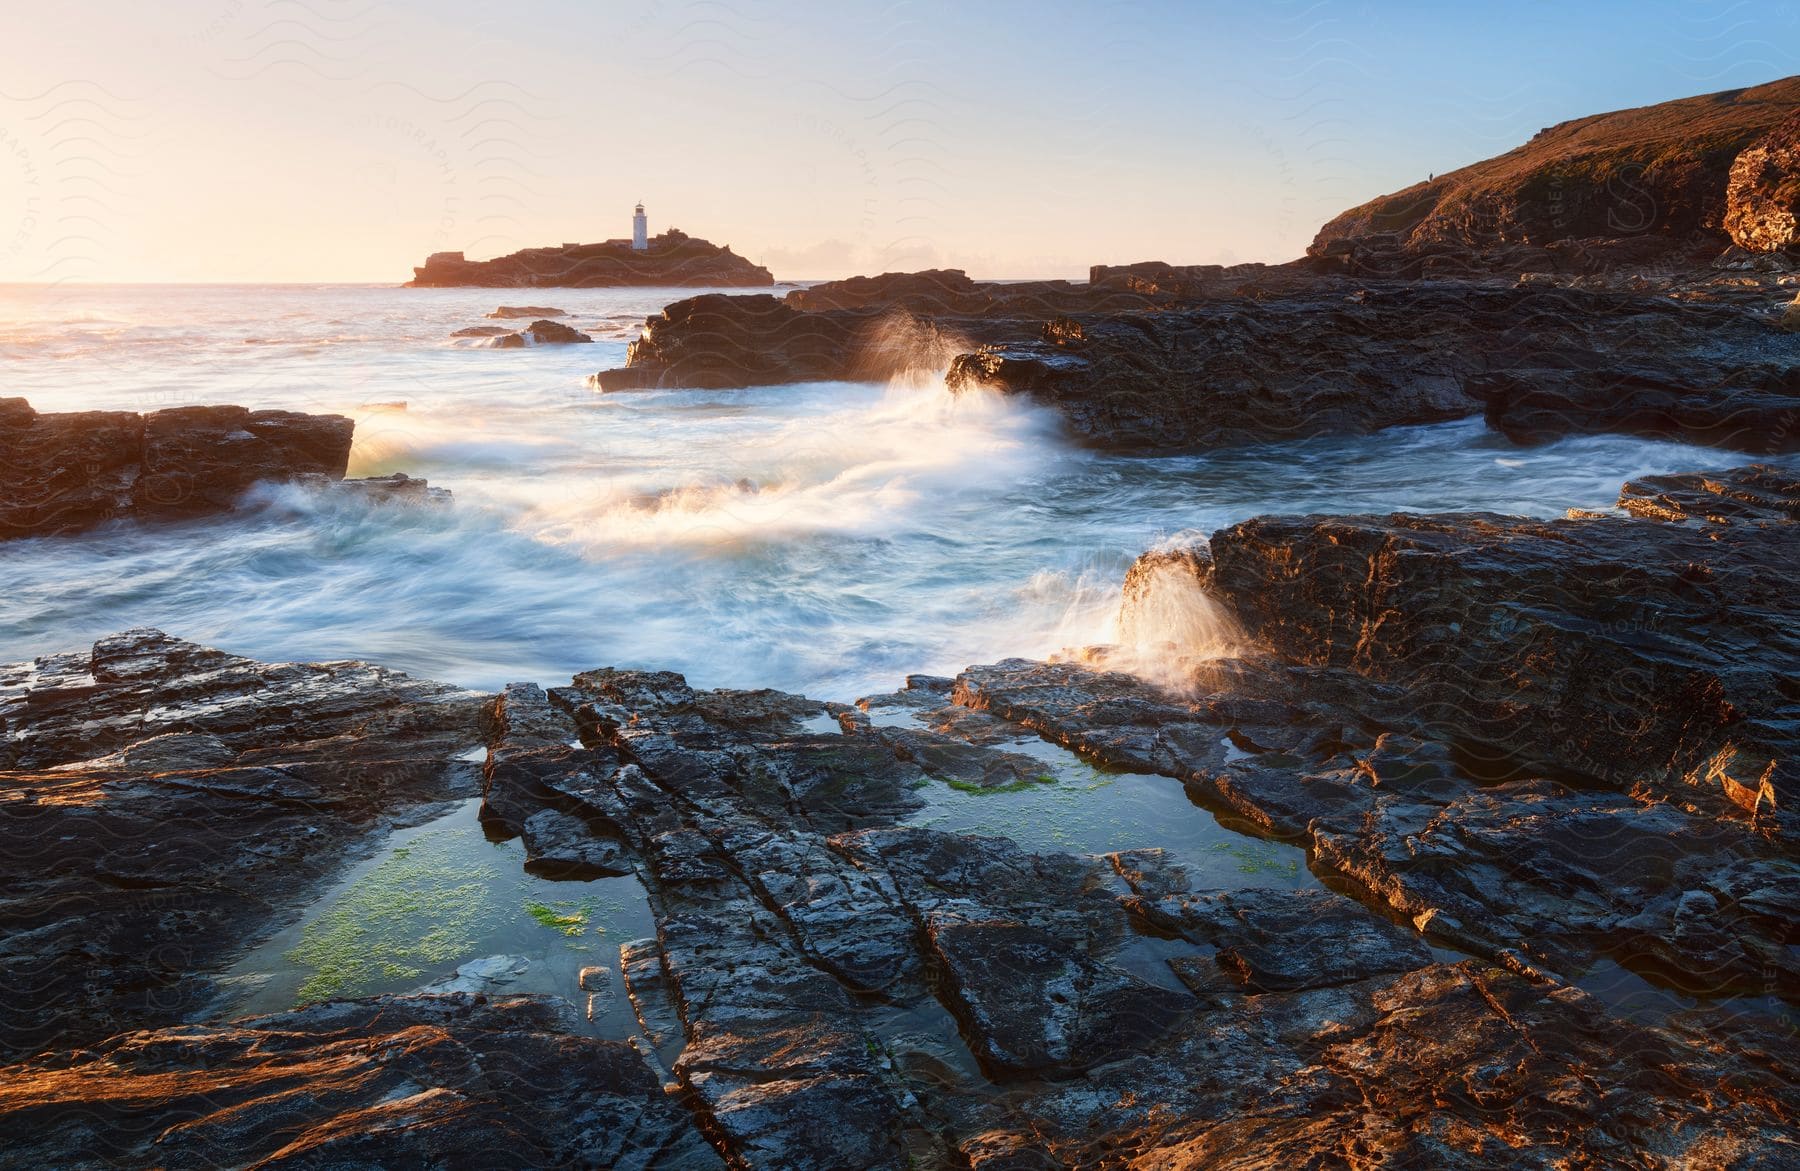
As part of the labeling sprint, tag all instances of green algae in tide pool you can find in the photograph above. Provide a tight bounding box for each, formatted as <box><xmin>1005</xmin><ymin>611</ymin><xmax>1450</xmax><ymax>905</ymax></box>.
<box><xmin>287</xmin><ymin>827</ymin><xmax>501</xmax><ymax>1003</ymax></box>
<box><xmin>525</xmin><ymin>899</ymin><xmax>596</xmax><ymax>938</ymax></box>
<box><xmin>220</xmin><ymin>799</ymin><xmax>657</xmax><ymax>1032</ymax></box>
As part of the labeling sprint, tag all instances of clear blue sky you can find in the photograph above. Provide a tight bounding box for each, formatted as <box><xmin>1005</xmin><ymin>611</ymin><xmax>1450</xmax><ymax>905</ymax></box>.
<box><xmin>4</xmin><ymin>0</ymin><xmax>1796</xmax><ymax>281</ymax></box>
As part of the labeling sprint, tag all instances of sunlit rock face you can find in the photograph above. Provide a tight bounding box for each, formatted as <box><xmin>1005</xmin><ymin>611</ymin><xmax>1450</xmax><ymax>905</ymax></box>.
<box><xmin>1725</xmin><ymin>110</ymin><xmax>1800</xmax><ymax>253</ymax></box>
<box><xmin>1198</xmin><ymin>481</ymin><xmax>1799</xmax><ymax>817</ymax></box>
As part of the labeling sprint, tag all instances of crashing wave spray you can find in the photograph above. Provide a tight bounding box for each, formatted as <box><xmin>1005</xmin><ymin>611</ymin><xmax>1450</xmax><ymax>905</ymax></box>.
<box><xmin>1100</xmin><ymin>535</ymin><xmax>1246</xmax><ymax>690</ymax></box>
<box><xmin>854</xmin><ymin>310</ymin><xmax>975</xmax><ymax>389</ymax></box>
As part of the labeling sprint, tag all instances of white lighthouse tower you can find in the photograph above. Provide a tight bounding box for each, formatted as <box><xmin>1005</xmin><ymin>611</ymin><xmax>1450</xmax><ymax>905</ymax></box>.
<box><xmin>632</xmin><ymin>202</ymin><xmax>648</xmax><ymax>251</ymax></box>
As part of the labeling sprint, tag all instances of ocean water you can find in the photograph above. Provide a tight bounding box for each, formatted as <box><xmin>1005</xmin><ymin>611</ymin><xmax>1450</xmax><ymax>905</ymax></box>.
<box><xmin>0</xmin><ymin>281</ymin><xmax>1756</xmax><ymax>701</ymax></box>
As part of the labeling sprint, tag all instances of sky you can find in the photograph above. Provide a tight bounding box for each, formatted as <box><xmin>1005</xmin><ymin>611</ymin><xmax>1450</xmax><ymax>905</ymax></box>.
<box><xmin>3</xmin><ymin>0</ymin><xmax>1798</xmax><ymax>283</ymax></box>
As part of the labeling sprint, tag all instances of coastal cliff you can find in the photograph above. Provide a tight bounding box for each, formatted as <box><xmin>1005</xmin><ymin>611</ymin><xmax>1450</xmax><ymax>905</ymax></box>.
<box><xmin>1309</xmin><ymin>76</ymin><xmax>1800</xmax><ymax>272</ymax></box>
<box><xmin>407</xmin><ymin>228</ymin><xmax>773</xmax><ymax>288</ymax></box>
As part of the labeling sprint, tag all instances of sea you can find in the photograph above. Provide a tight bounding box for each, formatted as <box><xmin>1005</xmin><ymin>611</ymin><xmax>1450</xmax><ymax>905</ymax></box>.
<box><xmin>0</xmin><ymin>281</ymin><xmax>1746</xmax><ymax>702</ymax></box>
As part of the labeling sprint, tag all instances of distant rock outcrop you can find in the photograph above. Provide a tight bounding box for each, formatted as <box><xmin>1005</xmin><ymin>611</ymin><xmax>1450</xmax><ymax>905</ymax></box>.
<box><xmin>1309</xmin><ymin>76</ymin><xmax>1800</xmax><ymax>270</ymax></box>
<box><xmin>487</xmin><ymin>305</ymin><xmax>567</xmax><ymax>318</ymax></box>
<box><xmin>408</xmin><ymin>229</ymin><xmax>773</xmax><ymax>288</ymax></box>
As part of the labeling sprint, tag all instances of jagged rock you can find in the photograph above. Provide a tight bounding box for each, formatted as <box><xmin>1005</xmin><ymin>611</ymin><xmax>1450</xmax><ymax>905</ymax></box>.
<box><xmin>0</xmin><ymin>629</ymin><xmax>487</xmax><ymax>1058</ymax></box>
<box><xmin>408</xmin><ymin>231</ymin><xmax>773</xmax><ymax>288</ymax></box>
<box><xmin>5</xmin><ymin>626</ymin><xmax>1798</xmax><ymax>1165</ymax></box>
<box><xmin>1</xmin><ymin>398</ymin><xmax>359</xmax><ymax>540</ymax></box>
<box><xmin>1616</xmin><ymin>464</ymin><xmax>1800</xmax><ymax>524</ymax></box>
<box><xmin>996</xmin><ymin>961</ymin><xmax>1797</xmax><ymax>1168</ymax></box>
<box><xmin>1725</xmin><ymin>110</ymin><xmax>1800</xmax><ymax>253</ymax></box>
<box><xmin>0</xmin><ymin>397</ymin><xmax>141</xmax><ymax>536</ymax></box>
<box><xmin>1200</xmin><ymin>505</ymin><xmax>1798</xmax><ymax>813</ymax></box>
<box><xmin>784</xmin><ymin>268</ymin><xmax>989</xmax><ymax>313</ymax></box>
<box><xmin>926</xmin><ymin>913</ymin><xmax>1194</xmax><ymax>1077</ymax></box>
<box><xmin>0</xmin><ymin>993</ymin><xmax>723</xmax><ymax>1170</ymax></box>
<box><xmin>592</xmin><ymin>277</ymin><xmax>1159</xmax><ymax>392</ymax></box>
<box><xmin>132</xmin><ymin>404</ymin><xmax>355</xmax><ymax>518</ymax></box>
<box><xmin>451</xmin><ymin>324</ymin><xmax>515</xmax><ymax>336</ymax></box>
<box><xmin>488</xmin><ymin>305</ymin><xmax>567</xmax><ymax>318</ymax></box>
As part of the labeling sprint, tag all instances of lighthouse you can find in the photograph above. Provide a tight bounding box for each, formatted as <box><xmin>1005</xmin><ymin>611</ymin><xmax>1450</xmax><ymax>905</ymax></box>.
<box><xmin>632</xmin><ymin>202</ymin><xmax>648</xmax><ymax>251</ymax></box>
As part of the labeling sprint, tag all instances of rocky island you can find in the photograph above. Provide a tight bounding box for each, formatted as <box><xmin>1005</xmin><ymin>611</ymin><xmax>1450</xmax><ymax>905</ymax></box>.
<box><xmin>409</xmin><ymin>219</ymin><xmax>773</xmax><ymax>289</ymax></box>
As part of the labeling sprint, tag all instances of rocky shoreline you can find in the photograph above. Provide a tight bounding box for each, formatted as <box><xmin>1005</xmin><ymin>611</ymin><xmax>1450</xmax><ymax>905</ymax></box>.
<box><xmin>1</xmin><ymin>463</ymin><xmax>1794</xmax><ymax>1168</ymax></box>
<box><xmin>6</xmin><ymin>75</ymin><xmax>1800</xmax><ymax>1170</ymax></box>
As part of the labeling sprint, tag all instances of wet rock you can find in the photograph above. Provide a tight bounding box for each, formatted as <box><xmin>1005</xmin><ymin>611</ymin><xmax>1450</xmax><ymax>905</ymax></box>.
<box><xmin>0</xmin><ymin>398</ymin><xmax>141</xmax><ymax>537</ymax></box>
<box><xmin>132</xmin><ymin>404</ymin><xmax>355</xmax><ymax>518</ymax></box>
<box><xmin>926</xmin><ymin>913</ymin><xmax>1194</xmax><ymax>1078</ymax></box>
<box><xmin>1617</xmin><ymin>463</ymin><xmax>1800</xmax><ymax>524</ymax></box>
<box><xmin>1201</xmin><ymin>505</ymin><xmax>1798</xmax><ymax>812</ymax></box>
<box><xmin>592</xmin><ymin>275</ymin><xmax>1162</xmax><ymax>392</ymax></box>
<box><xmin>0</xmin><ymin>398</ymin><xmax>360</xmax><ymax>540</ymax></box>
<box><xmin>292</xmin><ymin>469</ymin><xmax>453</xmax><ymax>505</ymax></box>
<box><xmin>0</xmin><ymin>993</ymin><xmax>723</xmax><ymax>1170</ymax></box>
<box><xmin>948</xmin><ymin>284</ymin><xmax>1800</xmax><ymax>452</ymax></box>
<box><xmin>451</xmin><ymin>323</ymin><xmax>515</xmax><ymax>336</ymax></box>
<box><xmin>520</xmin><ymin>807</ymin><xmax>632</xmax><ymax>877</ymax></box>
<box><xmin>419</xmin><ymin>953</ymin><xmax>531</xmax><ymax>994</ymax></box>
<box><xmin>488</xmin><ymin>305</ymin><xmax>568</xmax><ymax>318</ymax></box>
<box><xmin>1111</xmin><ymin>855</ymin><xmax>1432</xmax><ymax>993</ymax></box>
<box><xmin>1725</xmin><ymin>109</ymin><xmax>1800</xmax><ymax>253</ymax></box>
<box><xmin>594</xmin><ymin>293</ymin><xmax>884</xmax><ymax>390</ymax></box>
<box><xmin>0</xmin><ymin>629</ymin><xmax>487</xmax><ymax>1059</ymax></box>
<box><xmin>523</xmin><ymin>318</ymin><xmax>593</xmax><ymax>344</ymax></box>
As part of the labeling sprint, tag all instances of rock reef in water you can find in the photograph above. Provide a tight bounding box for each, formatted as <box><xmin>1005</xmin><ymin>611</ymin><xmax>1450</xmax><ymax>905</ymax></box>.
<box><xmin>601</xmin><ymin>277</ymin><xmax>1800</xmax><ymax>452</ymax></box>
<box><xmin>487</xmin><ymin>305</ymin><xmax>567</xmax><ymax>318</ymax></box>
<box><xmin>2</xmin><ymin>463</ymin><xmax>1796</xmax><ymax>1165</ymax></box>
<box><xmin>0</xmin><ymin>399</ymin><xmax>448</xmax><ymax>540</ymax></box>
<box><xmin>408</xmin><ymin>229</ymin><xmax>773</xmax><ymax>288</ymax></box>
